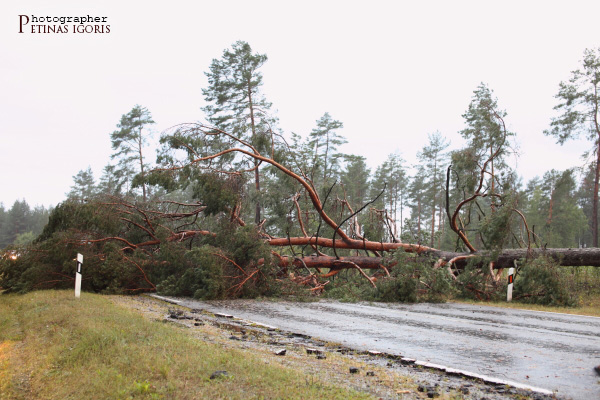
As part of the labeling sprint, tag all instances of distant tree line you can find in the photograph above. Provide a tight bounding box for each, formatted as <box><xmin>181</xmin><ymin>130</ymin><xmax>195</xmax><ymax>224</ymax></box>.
<box><xmin>0</xmin><ymin>200</ymin><xmax>50</xmax><ymax>248</ymax></box>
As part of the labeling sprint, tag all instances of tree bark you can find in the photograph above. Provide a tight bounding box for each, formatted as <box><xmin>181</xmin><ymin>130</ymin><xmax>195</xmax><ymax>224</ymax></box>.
<box><xmin>247</xmin><ymin>78</ymin><xmax>261</xmax><ymax>224</ymax></box>
<box><xmin>593</xmin><ymin>135</ymin><xmax>599</xmax><ymax>247</ymax></box>
<box><xmin>593</xmin><ymin>82</ymin><xmax>600</xmax><ymax>247</ymax></box>
<box><xmin>276</xmin><ymin>247</ymin><xmax>600</xmax><ymax>272</ymax></box>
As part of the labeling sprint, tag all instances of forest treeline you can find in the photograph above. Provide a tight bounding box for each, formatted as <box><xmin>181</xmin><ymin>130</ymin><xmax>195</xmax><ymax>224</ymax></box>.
<box><xmin>1</xmin><ymin>42</ymin><xmax>599</xmax><ymax>304</ymax></box>
<box><xmin>0</xmin><ymin>144</ymin><xmax>594</xmax><ymax>251</ymax></box>
<box><xmin>0</xmin><ymin>200</ymin><xmax>49</xmax><ymax>249</ymax></box>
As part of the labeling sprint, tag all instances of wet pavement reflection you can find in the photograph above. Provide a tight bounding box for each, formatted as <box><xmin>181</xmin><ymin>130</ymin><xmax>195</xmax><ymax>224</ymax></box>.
<box><xmin>174</xmin><ymin>299</ymin><xmax>600</xmax><ymax>399</ymax></box>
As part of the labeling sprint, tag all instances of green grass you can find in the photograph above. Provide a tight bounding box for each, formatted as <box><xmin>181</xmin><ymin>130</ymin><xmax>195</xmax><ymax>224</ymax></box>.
<box><xmin>453</xmin><ymin>293</ymin><xmax>600</xmax><ymax>317</ymax></box>
<box><xmin>0</xmin><ymin>290</ymin><xmax>372</xmax><ymax>399</ymax></box>
<box><xmin>451</xmin><ymin>266</ymin><xmax>600</xmax><ymax>316</ymax></box>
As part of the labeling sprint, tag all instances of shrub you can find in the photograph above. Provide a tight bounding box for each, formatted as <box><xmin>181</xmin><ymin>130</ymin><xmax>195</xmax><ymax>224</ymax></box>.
<box><xmin>371</xmin><ymin>251</ymin><xmax>454</xmax><ymax>302</ymax></box>
<box><xmin>324</xmin><ymin>251</ymin><xmax>454</xmax><ymax>303</ymax></box>
<box><xmin>155</xmin><ymin>245</ymin><xmax>225</xmax><ymax>299</ymax></box>
<box><xmin>513</xmin><ymin>257</ymin><xmax>577</xmax><ymax>307</ymax></box>
<box><xmin>453</xmin><ymin>256</ymin><xmax>506</xmax><ymax>301</ymax></box>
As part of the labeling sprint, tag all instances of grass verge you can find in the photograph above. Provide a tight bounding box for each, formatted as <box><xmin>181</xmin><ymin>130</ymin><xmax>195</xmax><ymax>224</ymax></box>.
<box><xmin>0</xmin><ymin>290</ymin><xmax>373</xmax><ymax>399</ymax></box>
<box><xmin>452</xmin><ymin>293</ymin><xmax>600</xmax><ymax>317</ymax></box>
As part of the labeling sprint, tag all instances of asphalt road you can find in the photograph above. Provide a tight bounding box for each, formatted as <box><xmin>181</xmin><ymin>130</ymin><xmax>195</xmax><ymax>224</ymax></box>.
<box><xmin>171</xmin><ymin>298</ymin><xmax>600</xmax><ymax>399</ymax></box>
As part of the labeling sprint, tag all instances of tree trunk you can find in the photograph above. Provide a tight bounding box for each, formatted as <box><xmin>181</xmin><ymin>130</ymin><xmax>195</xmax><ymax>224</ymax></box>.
<box><xmin>138</xmin><ymin>128</ymin><xmax>147</xmax><ymax>202</ymax></box>
<box><xmin>430</xmin><ymin>158</ymin><xmax>437</xmax><ymax>247</ymax></box>
<box><xmin>247</xmin><ymin>78</ymin><xmax>261</xmax><ymax>224</ymax></box>
<box><xmin>594</xmin><ymin>138</ymin><xmax>600</xmax><ymax>247</ymax></box>
<box><xmin>275</xmin><ymin>247</ymin><xmax>600</xmax><ymax>272</ymax></box>
<box><xmin>593</xmin><ymin>83</ymin><xmax>600</xmax><ymax>247</ymax></box>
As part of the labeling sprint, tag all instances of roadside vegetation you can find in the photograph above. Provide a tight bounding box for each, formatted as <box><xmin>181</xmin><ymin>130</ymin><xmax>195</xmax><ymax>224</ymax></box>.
<box><xmin>322</xmin><ymin>253</ymin><xmax>600</xmax><ymax>314</ymax></box>
<box><xmin>0</xmin><ymin>290</ymin><xmax>375</xmax><ymax>400</ymax></box>
<box><xmin>453</xmin><ymin>266</ymin><xmax>600</xmax><ymax>317</ymax></box>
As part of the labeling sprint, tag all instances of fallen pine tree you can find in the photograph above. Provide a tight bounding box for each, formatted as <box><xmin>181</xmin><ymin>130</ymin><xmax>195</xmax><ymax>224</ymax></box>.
<box><xmin>2</xmin><ymin>116</ymin><xmax>598</xmax><ymax>304</ymax></box>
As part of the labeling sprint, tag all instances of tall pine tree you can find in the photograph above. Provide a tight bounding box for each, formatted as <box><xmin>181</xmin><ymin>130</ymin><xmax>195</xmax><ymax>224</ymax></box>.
<box><xmin>110</xmin><ymin>105</ymin><xmax>155</xmax><ymax>202</ymax></box>
<box><xmin>545</xmin><ymin>48</ymin><xmax>600</xmax><ymax>246</ymax></box>
<box><xmin>308</xmin><ymin>113</ymin><xmax>347</xmax><ymax>192</ymax></box>
<box><xmin>67</xmin><ymin>167</ymin><xmax>96</xmax><ymax>201</ymax></box>
<box><xmin>416</xmin><ymin>132</ymin><xmax>450</xmax><ymax>247</ymax></box>
<box><xmin>202</xmin><ymin>41</ymin><xmax>277</xmax><ymax>224</ymax></box>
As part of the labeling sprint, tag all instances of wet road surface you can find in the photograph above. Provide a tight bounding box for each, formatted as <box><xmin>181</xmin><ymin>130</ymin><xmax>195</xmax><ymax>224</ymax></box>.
<box><xmin>171</xmin><ymin>299</ymin><xmax>600</xmax><ymax>399</ymax></box>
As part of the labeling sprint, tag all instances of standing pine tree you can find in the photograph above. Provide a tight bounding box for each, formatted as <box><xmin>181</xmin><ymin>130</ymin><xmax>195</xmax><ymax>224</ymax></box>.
<box><xmin>202</xmin><ymin>41</ymin><xmax>277</xmax><ymax>224</ymax></box>
<box><xmin>341</xmin><ymin>155</ymin><xmax>370</xmax><ymax>210</ymax></box>
<box><xmin>97</xmin><ymin>164</ymin><xmax>122</xmax><ymax>196</ymax></box>
<box><xmin>0</xmin><ymin>203</ymin><xmax>7</xmax><ymax>248</ymax></box>
<box><xmin>416</xmin><ymin>131</ymin><xmax>450</xmax><ymax>247</ymax></box>
<box><xmin>110</xmin><ymin>105</ymin><xmax>155</xmax><ymax>202</ymax></box>
<box><xmin>576</xmin><ymin>163</ymin><xmax>597</xmax><ymax>246</ymax></box>
<box><xmin>308</xmin><ymin>112</ymin><xmax>347</xmax><ymax>193</ymax></box>
<box><xmin>67</xmin><ymin>167</ymin><xmax>97</xmax><ymax>202</ymax></box>
<box><xmin>370</xmin><ymin>153</ymin><xmax>407</xmax><ymax>240</ymax></box>
<box><xmin>449</xmin><ymin>83</ymin><xmax>515</xmax><ymax>251</ymax></box>
<box><xmin>2</xmin><ymin>200</ymin><xmax>31</xmax><ymax>247</ymax></box>
<box><xmin>545</xmin><ymin>48</ymin><xmax>600</xmax><ymax>246</ymax></box>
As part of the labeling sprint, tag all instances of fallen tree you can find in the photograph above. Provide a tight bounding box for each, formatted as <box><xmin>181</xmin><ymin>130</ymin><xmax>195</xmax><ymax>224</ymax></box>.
<box><xmin>107</xmin><ymin>117</ymin><xmax>600</xmax><ymax>276</ymax></box>
<box><xmin>279</xmin><ymin>248</ymin><xmax>600</xmax><ymax>270</ymax></box>
<box><xmin>3</xmin><ymin>113</ymin><xmax>597</xmax><ymax>301</ymax></box>
<box><xmin>142</xmin><ymin>121</ymin><xmax>598</xmax><ymax>277</ymax></box>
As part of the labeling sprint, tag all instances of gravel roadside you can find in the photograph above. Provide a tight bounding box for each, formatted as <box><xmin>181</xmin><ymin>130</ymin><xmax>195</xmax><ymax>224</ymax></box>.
<box><xmin>109</xmin><ymin>294</ymin><xmax>559</xmax><ymax>400</ymax></box>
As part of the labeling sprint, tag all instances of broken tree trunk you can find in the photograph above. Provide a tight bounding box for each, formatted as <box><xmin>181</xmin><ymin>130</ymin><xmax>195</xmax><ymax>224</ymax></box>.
<box><xmin>276</xmin><ymin>247</ymin><xmax>600</xmax><ymax>271</ymax></box>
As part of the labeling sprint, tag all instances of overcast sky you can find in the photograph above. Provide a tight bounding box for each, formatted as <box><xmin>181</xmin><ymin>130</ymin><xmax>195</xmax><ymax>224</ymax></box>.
<box><xmin>1</xmin><ymin>0</ymin><xmax>598</xmax><ymax>208</ymax></box>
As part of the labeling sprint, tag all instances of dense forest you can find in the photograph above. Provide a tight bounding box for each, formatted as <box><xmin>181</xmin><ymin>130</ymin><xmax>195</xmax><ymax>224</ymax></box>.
<box><xmin>1</xmin><ymin>42</ymin><xmax>599</xmax><ymax>305</ymax></box>
<box><xmin>0</xmin><ymin>200</ymin><xmax>49</xmax><ymax>249</ymax></box>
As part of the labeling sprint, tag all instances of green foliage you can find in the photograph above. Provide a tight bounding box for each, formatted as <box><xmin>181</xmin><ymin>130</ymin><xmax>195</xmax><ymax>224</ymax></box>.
<box><xmin>453</xmin><ymin>256</ymin><xmax>578</xmax><ymax>306</ymax></box>
<box><xmin>545</xmin><ymin>47</ymin><xmax>600</xmax><ymax>144</ymax></box>
<box><xmin>0</xmin><ymin>200</ymin><xmax>49</xmax><ymax>249</ymax></box>
<box><xmin>67</xmin><ymin>167</ymin><xmax>97</xmax><ymax>201</ymax></box>
<box><xmin>408</xmin><ymin>132</ymin><xmax>449</xmax><ymax>246</ymax></box>
<box><xmin>36</xmin><ymin>200</ymin><xmax>120</xmax><ymax>242</ymax></box>
<box><xmin>523</xmin><ymin>169</ymin><xmax>587</xmax><ymax>247</ymax></box>
<box><xmin>13</xmin><ymin>231</ymin><xmax>35</xmax><ymax>245</ymax></box>
<box><xmin>325</xmin><ymin>251</ymin><xmax>453</xmax><ymax>303</ymax></box>
<box><xmin>341</xmin><ymin>155</ymin><xmax>370</xmax><ymax>211</ymax></box>
<box><xmin>153</xmin><ymin>224</ymin><xmax>278</xmax><ymax>299</ymax></box>
<box><xmin>478</xmin><ymin>194</ymin><xmax>518</xmax><ymax>250</ymax></box>
<box><xmin>156</xmin><ymin>245</ymin><xmax>225</xmax><ymax>299</ymax></box>
<box><xmin>215</xmin><ymin>224</ymin><xmax>279</xmax><ymax>298</ymax></box>
<box><xmin>545</xmin><ymin>47</ymin><xmax>600</xmax><ymax>246</ymax></box>
<box><xmin>453</xmin><ymin>256</ymin><xmax>503</xmax><ymax>301</ymax></box>
<box><xmin>460</xmin><ymin>83</ymin><xmax>512</xmax><ymax>165</ymax></box>
<box><xmin>0</xmin><ymin>201</ymin><xmax>143</xmax><ymax>294</ymax></box>
<box><xmin>309</xmin><ymin>112</ymin><xmax>347</xmax><ymax>189</ymax></box>
<box><xmin>193</xmin><ymin>173</ymin><xmax>241</xmax><ymax>216</ymax></box>
<box><xmin>110</xmin><ymin>104</ymin><xmax>155</xmax><ymax>200</ymax></box>
<box><xmin>202</xmin><ymin>41</ymin><xmax>273</xmax><ymax>141</ymax></box>
<box><xmin>373</xmin><ymin>251</ymin><xmax>454</xmax><ymax>302</ymax></box>
<box><xmin>0</xmin><ymin>234</ymin><xmax>149</xmax><ymax>294</ymax></box>
<box><xmin>513</xmin><ymin>257</ymin><xmax>577</xmax><ymax>306</ymax></box>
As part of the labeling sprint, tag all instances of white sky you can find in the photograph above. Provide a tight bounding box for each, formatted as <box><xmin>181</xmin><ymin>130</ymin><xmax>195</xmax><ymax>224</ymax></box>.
<box><xmin>1</xmin><ymin>0</ymin><xmax>598</xmax><ymax>208</ymax></box>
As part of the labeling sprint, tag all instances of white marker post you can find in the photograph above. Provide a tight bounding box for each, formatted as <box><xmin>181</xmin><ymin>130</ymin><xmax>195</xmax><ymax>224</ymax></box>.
<box><xmin>75</xmin><ymin>253</ymin><xmax>83</xmax><ymax>298</ymax></box>
<box><xmin>507</xmin><ymin>266</ymin><xmax>515</xmax><ymax>302</ymax></box>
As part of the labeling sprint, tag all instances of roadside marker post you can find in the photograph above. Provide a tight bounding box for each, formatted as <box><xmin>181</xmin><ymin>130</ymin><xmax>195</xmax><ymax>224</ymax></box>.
<box><xmin>507</xmin><ymin>266</ymin><xmax>515</xmax><ymax>302</ymax></box>
<box><xmin>75</xmin><ymin>253</ymin><xmax>83</xmax><ymax>298</ymax></box>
